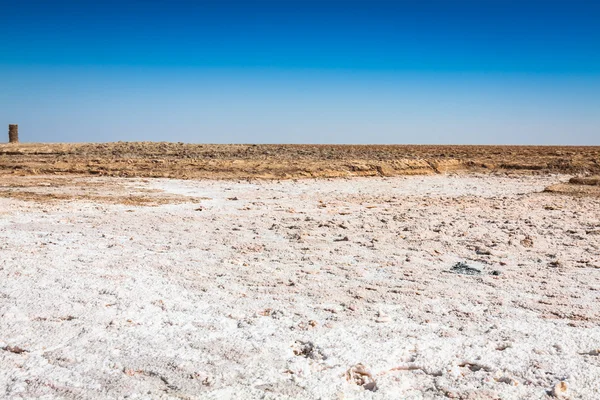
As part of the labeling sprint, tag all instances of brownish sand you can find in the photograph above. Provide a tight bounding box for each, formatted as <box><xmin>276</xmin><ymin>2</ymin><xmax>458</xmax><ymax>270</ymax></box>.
<box><xmin>1</xmin><ymin>143</ymin><xmax>599</xmax><ymax>179</ymax></box>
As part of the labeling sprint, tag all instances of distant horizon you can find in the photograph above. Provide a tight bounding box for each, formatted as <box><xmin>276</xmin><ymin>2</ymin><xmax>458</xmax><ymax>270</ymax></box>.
<box><xmin>1</xmin><ymin>0</ymin><xmax>599</xmax><ymax>145</ymax></box>
<box><xmin>4</xmin><ymin>140</ymin><xmax>600</xmax><ymax>147</ymax></box>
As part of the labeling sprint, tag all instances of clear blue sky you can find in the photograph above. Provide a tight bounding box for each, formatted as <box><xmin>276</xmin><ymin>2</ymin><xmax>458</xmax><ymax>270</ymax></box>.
<box><xmin>1</xmin><ymin>0</ymin><xmax>599</xmax><ymax>144</ymax></box>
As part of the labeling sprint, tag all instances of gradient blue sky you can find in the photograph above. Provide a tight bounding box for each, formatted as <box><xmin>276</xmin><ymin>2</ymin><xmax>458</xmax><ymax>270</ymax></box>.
<box><xmin>1</xmin><ymin>0</ymin><xmax>599</xmax><ymax>144</ymax></box>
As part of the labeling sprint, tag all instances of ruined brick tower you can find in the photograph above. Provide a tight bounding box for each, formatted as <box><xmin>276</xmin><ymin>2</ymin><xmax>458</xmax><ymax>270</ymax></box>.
<box><xmin>8</xmin><ymin>124</ymin><xmax>18</xmax><ymax>143</ymax></box>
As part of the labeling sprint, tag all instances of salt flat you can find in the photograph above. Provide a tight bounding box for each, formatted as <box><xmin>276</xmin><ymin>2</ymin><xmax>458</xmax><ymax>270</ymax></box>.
<box><xmin>1</xmin><ymin>174</ymin><xmax>600</xmax><ymax>399</ymax></box>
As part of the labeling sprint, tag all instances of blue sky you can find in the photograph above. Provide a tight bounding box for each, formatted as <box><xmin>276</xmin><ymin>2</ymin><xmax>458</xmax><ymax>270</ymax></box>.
<box><xmin>1</xmin><ymin>0</ymin><xmax>599</xmax><ymax>144</ymax></box>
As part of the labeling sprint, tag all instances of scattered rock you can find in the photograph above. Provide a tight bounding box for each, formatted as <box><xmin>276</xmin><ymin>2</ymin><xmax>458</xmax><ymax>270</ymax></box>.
<box><xmin>521</xmin><ymin>236</ymin><xmax>534</xmax><ymax>248</ymax></box>
<box><xmin>2</xmin><ymin>345</ymin><xmax>28</xmax><ymax>354</ymax></box>
<box><xmin>288</xmin><ymin>233</ymin><xmax>303</xmax><ymax>241</ymax></box>
<box><xmin>475</xmin><ymin>246</ymin><xmax>492</xmax><ymax>255</ymax></box>
<box><xmin>549</xmin><ymin>261</ymin><xmax>562</xmax><ymax>268</ymax></box>
<box><xmin>237</xmin><ymin>318</ymin><xmax>255</xmax><ymax>328</ymax></box>
<box><xmin>375</xmin><ymin>312</ymin><xmax>391</xmax><ymax>323</ymax></box>
<box><xmin>257</xmin><ymin>308</ymin><xmax>284</xmax><ymax>319</ymax></box>
<box><xmin>292</xmin><ymin>341</ymin><xmax>327</xmax><ymax>361</ymax></box>
<box><xmin>496</xmin><ymin>343</ymin><xmax>512</xmax><ymax>351</ymax></box>
<box><xmin>451</xmin><ymin>262</ymin><xmax>481</xmax><ymax>275</ymax></box>
<box><xmin>496</xmin><ymin>376</ymin><xmax>519</xmax><ymax>386</ymax></box>
<box><xmin>258</xmin><ymin>308</ymin><xmax>273</xmax><ymax>317</ymax></box>
<box><xmin>296</xmin><ymin>320</ymin><xmax>318</xmax><ymax>330</ymax></box>
<box><xmin>569</xmin><ymin>176</ymin><xmax>600</xmax><ymax>186</ymax></box>
<box><xmin>334</xmin><ymin>236</ymin><xmax>349</xmax><ymax>242</ymax></box>
<box><xmin>490</xmin><ymin>270</ymin><xmax>502</xmax><ymax>276</ymax></box>
<box><xmin>551</xmin><ymin>381</ymin><xmax>569</xmax><ymax>398</ymax></box>
<box><xmin>346</xmin><ymin>363</ymin><xmax>377</xmax><ymax>392</ymax></box>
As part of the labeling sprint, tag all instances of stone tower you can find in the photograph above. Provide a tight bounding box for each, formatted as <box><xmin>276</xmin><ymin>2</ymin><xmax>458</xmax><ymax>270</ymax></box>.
<box><xmin>8</xmin><ymin>124</ymin><xmax>18</xmax><ymax>143</ymax></box>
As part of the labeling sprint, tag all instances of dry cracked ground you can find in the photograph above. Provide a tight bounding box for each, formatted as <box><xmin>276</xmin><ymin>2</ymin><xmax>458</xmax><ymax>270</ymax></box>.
<box><xmin>1</xmin><ymin>174</ymin><xmax>600</xmax><ymax>399</ymax></box>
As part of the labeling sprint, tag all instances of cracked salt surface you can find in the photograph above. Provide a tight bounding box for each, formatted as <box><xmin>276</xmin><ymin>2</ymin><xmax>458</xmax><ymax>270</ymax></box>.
<box><xmin>1</xmin><ymin>174</ymin><xmax>599</xmax><ymax>399</ymax></box>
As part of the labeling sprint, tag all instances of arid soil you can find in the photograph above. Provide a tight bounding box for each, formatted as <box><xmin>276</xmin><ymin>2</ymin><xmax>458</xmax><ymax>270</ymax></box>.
<box><xmin>545</xmin><ymin>176</ymin><xmax>600</xmax><ymax>197</ymax></box>
<box><xmin>1</xmin><ymin>173</ymin><xmax>600</xmax><ymax>399</ymax></box>
<box><xmin>0</xmin><ymin>175</ymin><xmax>204</xmax><ymax>206</ymax></box>
<box><xmin>1</xmin><ymin>143</ymin><xmax>599</xmax><ymax>179</ymax></box>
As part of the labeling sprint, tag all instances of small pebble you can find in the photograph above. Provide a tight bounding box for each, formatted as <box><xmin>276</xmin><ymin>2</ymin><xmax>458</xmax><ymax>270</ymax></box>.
<box><xmin>552</xmin><ymin>381</ymin><xmax>568</xmax><ymax>398</ymax></box>
<box><xmin>375</xmin><ymin>312</ymin><xmax>391</xmax><ymax>323</ymax></box>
